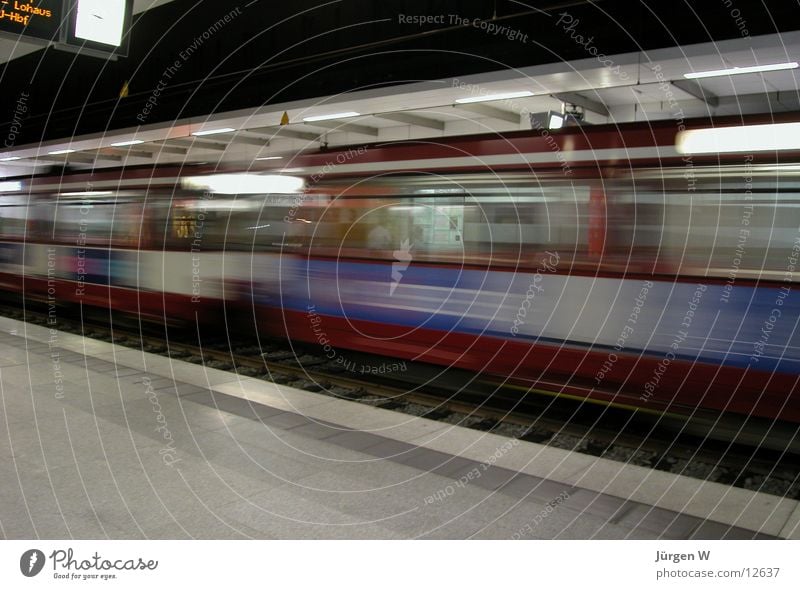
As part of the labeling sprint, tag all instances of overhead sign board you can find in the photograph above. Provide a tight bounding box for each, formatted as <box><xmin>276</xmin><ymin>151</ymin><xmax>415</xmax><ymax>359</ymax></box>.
<box><xmin>63</xmin><ymin>0</ymin><xmax>132</xmax><ymax>57</ymax></box>
<box><xmin>0</xmin><ymin>0</ymin><xmax>64</xmax><ymax>42</ymax></box>
<box><xmin>0</xmin><ymin>0</ymin><xmax>132</xmax><ymax>58</ymax></box>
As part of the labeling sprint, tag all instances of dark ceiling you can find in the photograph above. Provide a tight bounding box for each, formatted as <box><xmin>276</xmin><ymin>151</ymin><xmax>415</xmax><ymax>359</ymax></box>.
<box><xmin>1</xmin><ymin>0</ymin><xmax>799</xmax><ymax>146</ymax></box>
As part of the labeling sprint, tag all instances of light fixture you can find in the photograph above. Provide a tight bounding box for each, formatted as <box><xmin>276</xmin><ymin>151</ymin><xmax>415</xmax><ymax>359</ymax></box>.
<box><xmin>191</xmin><ymin>128</ymin><xmax>236</xmax><ymax>136</ymax></box>
<box><xmin>529</xmin><ymin>111</ymin><xmax>564</xmax><ymax>130</ymax></box>
<box><xmin>110</xmin><ymin>139</ymin><xmax>144</xmax><ymax>147</ymax></box>
<box><xmin>74</xmin><ymin>0</ymin><xmax>127</xmax><ymax>47</ymax></box>
<box><xmin>0</xmin><ymin>181</ymin><xmax>22</xmax><ymax>192</ymax></box>
<box><xmin>0</xmin><ymin>156</ymin><xmax>22</xmax><ymax>161</ymax></box>
<box><xmin>455</xmin><ymin>90</ymin><xmax>535</xmax><ymax>104</ymax></box>
<box><xmin>58</xmin><ymin>191</ymin><xmax>114</xmax><ymax>197</ymax></box>
<box><xmin>684</xmin><ymin>62</ymin><xmax>799</xmax><ymax>79</ymax></box>
<box><xmin>302</xmin><ymin>112</ymin><xmax>360</xmax><ymax>122</ymax></box>
<box><xmin>676</xmin><ymin>122</ymin><xmax>800</xmax><ymax>154</ymax></box>
<box><xmin>182</xmin><ymin>174</ymin><xmax>305</xmax><ymax>194</ymax></box>
<box><xmin>256</xmin><ymin>156</ymin><xmax>284</xmax><ymax>161</ymax></box>
<box><xmin>48</xmin><ymin>149</ymin><xmax>76</xmax><ymax>155</ymax></box>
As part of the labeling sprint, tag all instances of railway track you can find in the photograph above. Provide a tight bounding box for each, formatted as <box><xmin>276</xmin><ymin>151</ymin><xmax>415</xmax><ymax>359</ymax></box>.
<box><xmin>3</xmin><ymin>299</ymin><xmax>799</xmax><ymax>500</ymax></box>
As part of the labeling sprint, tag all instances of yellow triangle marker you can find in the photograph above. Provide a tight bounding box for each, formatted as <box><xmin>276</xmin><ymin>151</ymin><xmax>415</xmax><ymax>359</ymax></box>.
<box><xmin>119</xmin><ymin>80</ymin><xmax>129</xmax><ymax>98</ymax></box>
<box><xmin>280</xmin><ymin>111</ymin><xmax>290</xmax><ymax>126</ymax></box>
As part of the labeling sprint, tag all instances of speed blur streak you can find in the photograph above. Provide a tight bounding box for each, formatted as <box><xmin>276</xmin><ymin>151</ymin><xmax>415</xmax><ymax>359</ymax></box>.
<box><xmin>1</xmin><ymin>115</ymin><xmax>799</xmax><ymax>422</ymax></box>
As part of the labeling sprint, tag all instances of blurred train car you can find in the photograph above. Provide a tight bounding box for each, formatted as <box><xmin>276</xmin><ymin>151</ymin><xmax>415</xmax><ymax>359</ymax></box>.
<box><xmin>0</xmin><ymin>167</ymin><xmax>233</xmax><ymax>323</ymax></box>
<box><xmin>1</xmin><ymin>113</ymin><xmax>799</xmax><ymax>423</ymax></box>
<box><xmin>241</xmin><ymin>114</ymin><xmax>800</xmax><ymax>423</ymax></box>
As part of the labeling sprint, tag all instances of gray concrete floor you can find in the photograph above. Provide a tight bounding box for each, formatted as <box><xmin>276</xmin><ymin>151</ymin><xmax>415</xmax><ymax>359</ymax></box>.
<box><xmin>0</xmin><ymin>326</ymin><xmax>781</xmax><ymax>539</ymax></box>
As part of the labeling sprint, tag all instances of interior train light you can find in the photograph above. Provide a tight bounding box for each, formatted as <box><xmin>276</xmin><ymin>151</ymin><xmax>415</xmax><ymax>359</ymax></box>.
<box><xmin>684</xmin><ymin>62</ymin><xmax>799</xmax><ymax>79</ymax></box>
<box><xmin>455</xmin><ymin>90</ymin><xmax>534</xmax><ymax>104</ymax></box>
<box><xmin>676</xmin><ymin>122</ymin><xmax>800</xmax><ymax>154</ymax></box>
<box><xmin>256</xmin><ymin>156</ymin><xmax>284</xmax><ymax>161</ymax></box>
<box><xmin>110</xmin><ymin>139</ymin><xmax>144</xmax><ymax>147</ymax></box>
<box><xmin>0</xmin><ymin>156</ymin><xmax>22</xmax><ymax>161</ymax></box>
<box><xmin>184</xmin><ymin>200</ymin><xmax>258</xmax><ymax>211</ymax></box>
<box><xmin>48</xmin><ymin>149</ymin><xmax>76</xmax><ymax>155</ymax></box>
<box><xmin>0</xmin><ymin>181</ymin><xmax>22</xmax><ymax>192</ymax></box>
<box><xmin>59</xmin><ymin>191</ymin><xmax>114</xmax><ymax>197</ymax></box>
<box><xmin>191</xmin><ymin>128</ymin><xmax>236</xmax><ymax>136</ymax></box>
<box><xmin>302</xmin><ymin>112</ymin><xmax>360</xmax><ymax>122</ymax></box>
<box><xmin>182</xmin><ymin>174</ymin><xmax>305</xmax><ymax>194</ymax></box>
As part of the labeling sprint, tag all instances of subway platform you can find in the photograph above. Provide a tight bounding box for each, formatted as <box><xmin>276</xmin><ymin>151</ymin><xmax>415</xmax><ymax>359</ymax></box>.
<box><xmin>0</xmin><ymin>316</ymin><xmax>798</xmax><ymax>540</ymax></box>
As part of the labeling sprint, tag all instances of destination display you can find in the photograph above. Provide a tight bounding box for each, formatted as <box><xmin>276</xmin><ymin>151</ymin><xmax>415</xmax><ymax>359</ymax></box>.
<box><xmin>0</xmin><ymin>0</ymin><xmax>63</xmax><ymax>42</ymax></box>
<box><xmin>0</xmin><ymin>0</ymin><xmax>132</xmax><ymax>57</ymax></box>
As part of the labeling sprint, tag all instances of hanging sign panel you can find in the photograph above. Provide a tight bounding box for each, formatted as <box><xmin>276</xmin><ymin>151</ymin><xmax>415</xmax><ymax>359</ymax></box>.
<box><xmin>0</xmin><ymin>1</ymin><xmax>132</xmax><ymax>58</ymax></box>
<box><xmin>63</xmin><ymin>0</ymin><xmax>132</xmax><ymax>56</ymax></box>
<box><xmin>0</xmin><ymin>0</ymin><xmax>64</xmax><ymax>42</ymax></box>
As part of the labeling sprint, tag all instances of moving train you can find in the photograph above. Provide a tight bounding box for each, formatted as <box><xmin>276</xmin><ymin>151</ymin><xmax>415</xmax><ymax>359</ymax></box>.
<box><xmin>1</xmin><ymin>112</ymin><xmax>799</xmax><ymax>422</ymax></box>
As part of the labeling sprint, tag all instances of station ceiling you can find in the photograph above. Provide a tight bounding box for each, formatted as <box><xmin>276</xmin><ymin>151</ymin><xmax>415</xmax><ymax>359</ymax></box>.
<box><xmin>0</xmin><ymin>0</ymin><xmax>798</xmax><ymax>176</ymax></box>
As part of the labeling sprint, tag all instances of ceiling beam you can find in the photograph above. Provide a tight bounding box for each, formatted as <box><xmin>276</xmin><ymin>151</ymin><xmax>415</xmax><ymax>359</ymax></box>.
<box><xmin>248</xmin><ymin>126</ymin><xmax>321</xmax><ymax>142</ymax></box>
<box><xmin>95</xmin><ymin>147</ymin><xmax>154</xmax><ymax>159</ymax></box>
<box><xmin>93</xmin><ymin>153</ymin><xmax>124</xmax><ymax>162</ymax></box>
<box><xmin>166</xmin><ymin>138</ymin><xmax>228</xmax><ymax>151</ymax></box>
<box><xmin>632</xmin><ymin>89</ymin><xmax>800</xmax><ymax>115</ymax></box>
<box><xmin>373</xmin><ymin>112</ymin><xmax>445</xmax><ymax>131</ymax></box>
<box><xmin>144</xmin><ymin>142</ymin><xmax>190</xmax><ymax>155</ymax></box>
<box><xmin>0</xmin><ymin>158</ymin><xmax>42</xmax><ymax>167</ymax></box>
<box><xmin>671</xmin><ymin>79</ymin><xmax>719</xmax><ymax>107</ymax></box>
<box><xmin>305</xmin><ymin>120</ymin><xmax>379</xmax><ymax>136</ymax></box>
<box><xmin>213</xmin><ymin>132</ymin><xmax>270</xmax><ymax>147</ymax></box>
<box><xmin>37</xmin><ymin>153</ymin><xmax>100</xmax><ymax>165</ymax></box>
<box><xmin>453</xmin><ymin>103</ymin><xmax>520</xmax><ymax>124</ymax></box>
<box><xmin>552</xmin><ymin>92</ymin><xmax>609</xmax><ymax>116</ymax></box>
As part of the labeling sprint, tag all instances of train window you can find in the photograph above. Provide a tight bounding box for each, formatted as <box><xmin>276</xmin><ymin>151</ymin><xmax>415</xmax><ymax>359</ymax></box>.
<box><xmin>619</xmin><ymin>166</ymin><xmax>800</xmax><ymax>279</ymax></box>
<box><xmin>218</xmin><ymin>194</ymin><xmax>306</xmax><ymax>252</ymax></box>
<box><xmin>297</xmin><ymin>175</ymin><xmax>592</xmax><ymax>266</ymax></box>
<box><xmin>0</xmin><ymin>195</ymin><xmax>31</xmax><ymax>239</ymax></box>
<box><xmin>49</xmin><ymin>197</ymin><xmax>141</xmax><ymax>247</ymax></box>
<box><xmin>0</xmin><ymin>203</ymin><xmax>31</xmax><ymax>240</ymax></box>
<box><xmin>163</xmin><ymin>193</ymin><xmax>327</xmax><ymax>252</ymax></box>
<box><xmin>159</xmin><ymin>198</ymin><xmax>225</xmax><ymax>250</ymax></box>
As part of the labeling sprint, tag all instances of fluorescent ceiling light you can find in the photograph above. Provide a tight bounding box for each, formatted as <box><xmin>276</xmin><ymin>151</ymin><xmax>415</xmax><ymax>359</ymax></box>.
<box><xmin>256</xmin><ymin>156</ymin><xmax>284</xmax><ymax>160</ymax></box>
<box><xmin>110</xmin><ymin>139</ymin><xmax>144</xmax><ymax>147</ymax></box>
<box><xmin>182</xmin><ymin>174</ymin><xmax>305</xmax><ymax>194</ymax></box>
<box><xmin>303</xmin><ymin>112</ymin><xmax>360</xmax><ymax>122</ymax></box>
<box><xmin>0</xmin><ymin>156</ymin><xmax>22</xmax><ymax>161</ymax></box>
<box><xmin>48</xmin><ymin>149</ymin><xmax>76</xmax><ymax>155</ymax></box>
<box><xmin>455</xmin><ymin>90</ymin><xmax>535</xmax><ymax>104</ymax></box>
<box><xmin>191</xmin><ymin>128</ymin><xmax>236</xmax><ymax>136</ymax></box>
<box><xmin>676</xmin><ymin>122</ymin><xmax>800</xmax><ymax>154</ymax></box>
<box><xmin>0</xmin><ymin>181</ymin><xmax>22</xmax><ymax>192</ymax></box>
<box><xmin>59</xmin><ymin>191</ymin><xmax>114</xmax><ymax>197</ymax></box>
<box><xmin>75</xmin><ymin>0</ymin><xmax>126</xmax><ymax>47</ymax></box>
<box><xmin>684</xmin><ymin>62</ymin><xmax>799</xmax><ymax>79</ymax></box>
